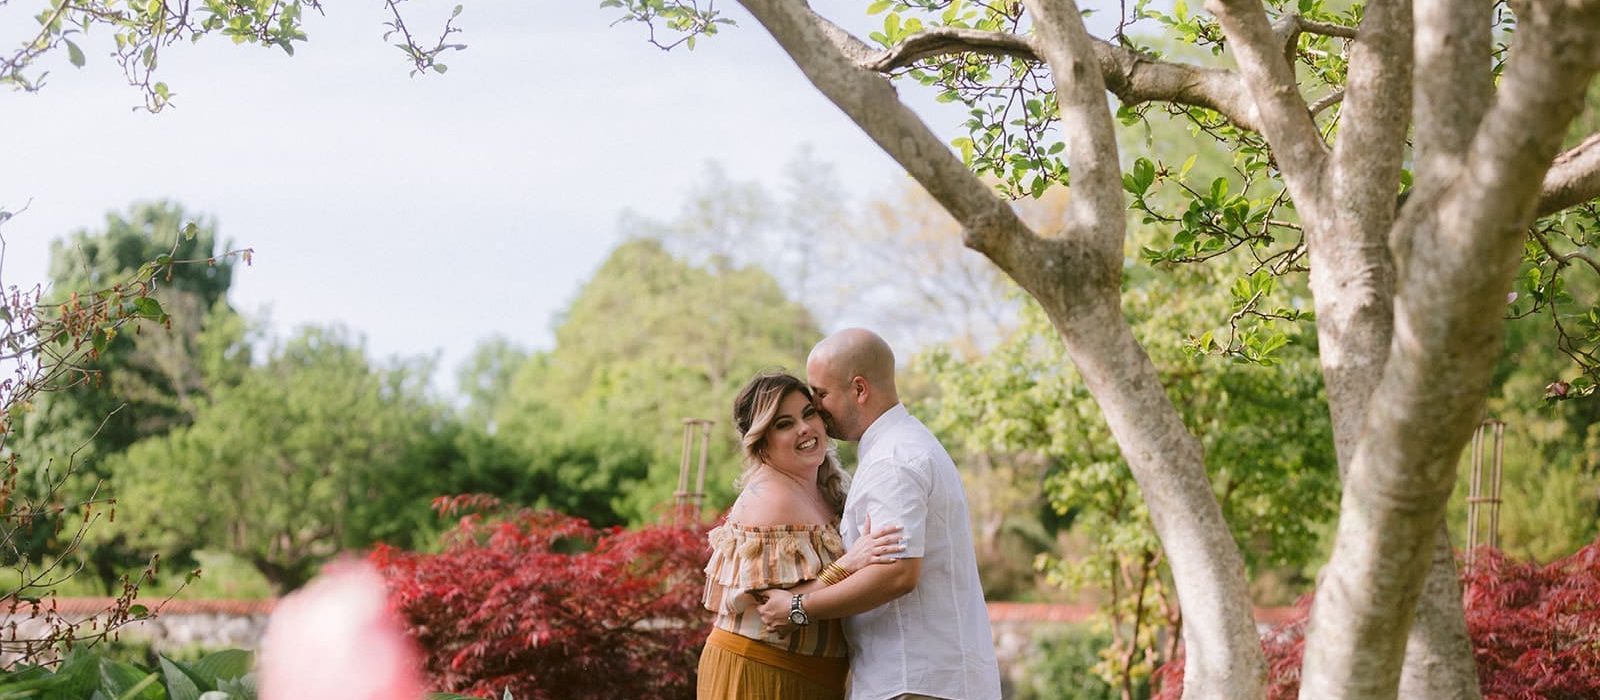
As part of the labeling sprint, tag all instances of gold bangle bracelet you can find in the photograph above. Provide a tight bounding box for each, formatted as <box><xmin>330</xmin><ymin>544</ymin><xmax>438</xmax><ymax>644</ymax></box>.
<box><xmin>818</xmin><ymin>563</ymin><xmax>850</xmax><ymax>586</ymax></box>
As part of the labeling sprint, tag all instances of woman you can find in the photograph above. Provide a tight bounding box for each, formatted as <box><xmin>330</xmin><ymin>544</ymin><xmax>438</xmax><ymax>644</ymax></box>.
<box><xmin>698</xmin><ymin>370</ymin><xmax>904</xmax><ymax>700</ymax></box>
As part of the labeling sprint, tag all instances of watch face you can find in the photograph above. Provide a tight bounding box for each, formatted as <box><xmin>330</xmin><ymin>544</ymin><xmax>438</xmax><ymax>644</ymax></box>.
<box><xmin>789</xmin><ymin>610</ymin><xmax>807</xmax><ymax>625</ymax></box>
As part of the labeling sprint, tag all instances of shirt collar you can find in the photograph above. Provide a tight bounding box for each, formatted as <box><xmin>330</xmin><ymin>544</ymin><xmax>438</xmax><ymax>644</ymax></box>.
<box><xmin>857</xmin><ymin>403</ymin><xmax>909</xmax><ymax>459</ymax></box>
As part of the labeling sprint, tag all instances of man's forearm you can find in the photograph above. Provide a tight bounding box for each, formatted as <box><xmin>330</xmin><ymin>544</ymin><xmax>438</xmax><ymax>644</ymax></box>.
<box><xmin>803</xmin><ymin>558</ymin><xmax>920</xmax><ymax>620</ymax></box>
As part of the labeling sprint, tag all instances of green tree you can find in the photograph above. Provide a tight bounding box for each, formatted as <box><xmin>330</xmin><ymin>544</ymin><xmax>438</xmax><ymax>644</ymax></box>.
<box><xmin>456</xmin><ymin>336</ymin><xmax>530</xmax><ymax>431</ymax></box>
<box><xmin>0</xmin><ymin>203</ymin><xmax>243</xmax><ymax>660</ymax></box>
<box><xmin>9</xmin><ymin>201</ymin><xmax>248</xmax><ymax>591</ymax></box>
<box><xmin>100</xmin><ymin>326</ymin><xmax>444</xmax><ymax>592</ymax></box>
<box><xmin>495</xmin><ymin>237</ymin><xmax>820</xmax><ymax>523</ymax></box>
<box><xmin>1445</xmin><ymin>293</ymin><xmax>1600</xmax><ymax>564</ymax></box>
<box><xmin>27</xmin><ymin>201</ymin><xmax>242</xmax><ymax>457</ymax></box>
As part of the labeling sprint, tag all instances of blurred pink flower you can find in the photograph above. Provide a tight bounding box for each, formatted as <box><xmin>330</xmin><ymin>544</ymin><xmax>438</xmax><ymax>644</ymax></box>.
<box><xmin>259</xmin><ymin>558</ymin><xmax>424</xmax><ymax>700</ymax></box>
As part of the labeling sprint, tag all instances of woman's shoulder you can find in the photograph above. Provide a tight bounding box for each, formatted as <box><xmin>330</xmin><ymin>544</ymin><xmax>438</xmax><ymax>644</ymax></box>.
<box><xmin>727</xmin><ymin>479</ymin><xmax>828</xmax><ymax>528</ymax></box>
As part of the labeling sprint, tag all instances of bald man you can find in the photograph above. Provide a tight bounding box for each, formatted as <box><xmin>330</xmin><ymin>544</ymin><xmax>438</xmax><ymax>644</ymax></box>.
<box><xmin>756</xmin><ymin>328</ymin><xmax>1001</xmax><ymax>700</ymax></box>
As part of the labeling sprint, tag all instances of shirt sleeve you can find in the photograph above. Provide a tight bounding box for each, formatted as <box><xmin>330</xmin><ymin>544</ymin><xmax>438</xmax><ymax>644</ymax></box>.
<box><xmin>853</xmin><ymin>457</ymin><xmax>932</xmax><ymax>558</ymax></box>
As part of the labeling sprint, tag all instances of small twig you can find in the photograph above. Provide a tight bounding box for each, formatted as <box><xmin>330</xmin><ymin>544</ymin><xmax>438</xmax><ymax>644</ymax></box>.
<box><xmin>1310</xmin><ymin>90</ymin><xmax>1345</xmax><ymax>116</ymax></box>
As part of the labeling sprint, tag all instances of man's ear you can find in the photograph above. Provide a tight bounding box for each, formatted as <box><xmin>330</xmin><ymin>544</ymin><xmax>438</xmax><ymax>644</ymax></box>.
<box><xmin>852</xmin><ymin>376</ymin><xmax>870</xmax><ymax>405</ymax></box>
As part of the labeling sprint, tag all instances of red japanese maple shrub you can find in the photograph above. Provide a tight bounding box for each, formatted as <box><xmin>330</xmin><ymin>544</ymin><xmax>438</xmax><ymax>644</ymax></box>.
<box><xmin>1152</xmin><ymin>539</ymin><xmax>1600</xmax><ymax>699</ymax></box>
<box><xmin>371</xmin><ymin>495</ymin><xmax>712</xmax><ymax>700</ymax></box>
<box><xmin>1148</xmin><ymin>595</ymin><xmax>1310</xmax><ymax>700</ymax></box>
<box><xmin>1462</xmin><ymin>541</ymin><xmax>1600</xmax><ymax>700</ymax></box>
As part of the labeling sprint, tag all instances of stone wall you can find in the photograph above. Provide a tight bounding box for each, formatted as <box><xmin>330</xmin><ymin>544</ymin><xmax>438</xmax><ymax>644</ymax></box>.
<box><xmin>0</xmin><ymin>599</ymin><xmax>273</xmax><ymax>666</ymax></box>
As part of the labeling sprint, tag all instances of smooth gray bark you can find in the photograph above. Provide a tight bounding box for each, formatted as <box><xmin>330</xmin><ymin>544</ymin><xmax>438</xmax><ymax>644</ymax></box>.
<box><xmin>1298</xmin><ymin>0</ymin><xmax>1600</xmax><ymax>694</ymax></box>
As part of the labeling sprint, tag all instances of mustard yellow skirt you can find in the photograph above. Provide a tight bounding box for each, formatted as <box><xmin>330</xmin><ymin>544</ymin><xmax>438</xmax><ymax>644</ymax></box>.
<box><xmin>697</xmin><ymin>628</ymin><xmax>848</xmax><ymax>700</ymax></box>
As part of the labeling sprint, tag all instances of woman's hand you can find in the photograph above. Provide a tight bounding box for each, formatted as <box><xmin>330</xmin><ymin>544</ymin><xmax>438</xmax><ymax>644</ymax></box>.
<box><xmin>834</xmin><ymin>515</ymin><xmax>906</xmax><ymax>574</ymax></box>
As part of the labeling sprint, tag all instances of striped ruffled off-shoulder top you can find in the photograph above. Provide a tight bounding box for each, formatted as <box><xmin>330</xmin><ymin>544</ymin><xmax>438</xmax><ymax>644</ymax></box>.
<box><xmin>702</xmin><ymin>522</ymin><xmax>850</xmax><ymax>658</ymax></box>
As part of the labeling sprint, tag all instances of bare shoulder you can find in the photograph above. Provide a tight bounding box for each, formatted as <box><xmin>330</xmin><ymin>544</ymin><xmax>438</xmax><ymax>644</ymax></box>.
<box><xmin>729</xmin><ymin>479</ymin><xmax>820</xmax><ymax>527</ymax></box>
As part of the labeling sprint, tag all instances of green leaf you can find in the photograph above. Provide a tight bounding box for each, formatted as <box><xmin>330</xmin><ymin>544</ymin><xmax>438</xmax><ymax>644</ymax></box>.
<box><xmin>867</xmin><ymin>0</ymin><xmax>895</xmax><ymax>14</ymax></box>
<box><xmin>66</xmin><ymin>39</ymin><xmax>85</xmax><ymax>67</ymax></box>
<box><xmin>116</xmin><ymin>673</ymin><xmax>162</xmax><ymax>700</ymax></box>
<box><xmin>1133</xmin><ymin>157</ymin><xmax>1155</xmax><ymax>194</ymax></box>
<box><xmin>216</xmin><ymin>675</ymin><xmax>256</xmax><ymax>698</ymax></box>
<box><xmin>160</xmin><ymin>656</ymin><xmax>206</xmax><ymax>700</ymax></box>
<box><xmin>1209</xmin><ymin>176</ymin><xmax>1228</xmax><ymax>204</ymax></box>
<box><xmin>951</xmin><ymin>136</ymin><xmax>974</xmax><ymax>166</ymax></box>
<box><xmin>189</xmin><ymin>650</ymin><xmax>253</xmax><ymax>686</ymax></box>
<box><xmin>99</xmin><ymin>659</ymin><xmax>160</xmax><ymax>700</ymax></box>
<box><xmin>133</xmin><ymin>297</ymin><xmax>164</xmax><ymax>320</ymax></box>
<box><xmin>1179</xmin><ymin>153</ymin><xmax>1198</xmax><ymax>179</ymax></box>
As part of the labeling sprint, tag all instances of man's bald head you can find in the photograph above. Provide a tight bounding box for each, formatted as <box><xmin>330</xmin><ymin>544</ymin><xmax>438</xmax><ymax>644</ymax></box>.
<box><xmin>810</xmin><ymin>328</ymin><xmax>896</xmax><ymax>391</ymax></box>
<box><xmin>806</xmin><ymin>328</ymin><xmax>899</xmax><ymax>441</ymax></box>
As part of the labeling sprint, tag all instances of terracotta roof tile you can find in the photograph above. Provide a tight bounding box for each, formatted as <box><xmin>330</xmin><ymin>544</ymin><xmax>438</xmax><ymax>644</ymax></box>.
<box><xmin>4</xmin><ymin>598</ymin><xmax>277</xmax><ymax>616</ymax></box>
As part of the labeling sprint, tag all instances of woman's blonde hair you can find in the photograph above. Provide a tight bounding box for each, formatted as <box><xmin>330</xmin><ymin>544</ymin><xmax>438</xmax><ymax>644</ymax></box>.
<box><xmin>732</xmin><ymin>370</ymin><xmax>850</xmax><ymax>516</ymax></box>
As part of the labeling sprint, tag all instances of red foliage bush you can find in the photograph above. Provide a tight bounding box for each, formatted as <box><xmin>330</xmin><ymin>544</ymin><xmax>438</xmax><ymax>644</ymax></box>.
<box><xmin>371</xmin><ymin>496</ymin><xmax>712</xmax><ymax>700</ymax></box>
<box><xmin>1149</xmin><ymin>596</ymin><xmax>1309</xmax><ymax>700</ymax></box>
<box><xmin>1463</xmin><ymin>542</ymin><xmax>1600</xmax><ymax>700</ymax></box>
<box><xmin>1152</xmin><ymin>539</ymin><xmax>1600</xmax><ymax>699</ymax></box>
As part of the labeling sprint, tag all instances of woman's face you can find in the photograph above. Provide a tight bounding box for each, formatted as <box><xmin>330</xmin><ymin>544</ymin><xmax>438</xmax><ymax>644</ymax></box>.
<box><xmin>761</xmin><ymin>388</ymin><xmax>827</xmax><ymax>472</ymax></box>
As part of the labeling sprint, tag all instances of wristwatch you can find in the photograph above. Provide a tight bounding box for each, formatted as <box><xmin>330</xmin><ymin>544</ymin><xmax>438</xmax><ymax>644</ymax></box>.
<box><xmin>788</xmin><ymin>593</ymin><xmax>811</xmax><ymax>627</ymax></box>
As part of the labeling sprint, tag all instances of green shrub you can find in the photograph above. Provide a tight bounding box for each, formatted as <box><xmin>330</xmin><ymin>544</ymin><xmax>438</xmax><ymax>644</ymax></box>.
<box><xmin>1015</xmin><ymin>625</ymin><xmax>1150</xmax><ymax>700</ymax></box>
<box><xmin>0</xmin><ymin>648</ymin><xmax>256</xmax><ymax>699</ymax></box>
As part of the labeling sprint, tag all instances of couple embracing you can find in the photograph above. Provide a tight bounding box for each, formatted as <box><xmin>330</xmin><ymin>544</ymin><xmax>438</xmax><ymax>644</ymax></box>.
<box><xmin>698</xmin><ymin>329</ymin><xmax>1002</xmax><ymax>700</ymax></box>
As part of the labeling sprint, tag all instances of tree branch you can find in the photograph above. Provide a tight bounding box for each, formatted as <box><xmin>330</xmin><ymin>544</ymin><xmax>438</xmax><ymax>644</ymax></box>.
<box><xmin>1207</xmin><ymin>0</ymin><xmax>1331</xmax><ymax>208</ymax></box>
<box><xmin>1021</xmin><ymin>0</ymin><xmax>1125</xmax><ymax>251</ymax></box>
<box><xmin>1413</xmin><ymin>0</ymin><xmax>1494</xmax><ymax>181</ymax></box>
<box><xmin>1023</xmin><ymin>0</ymin><xmax>1268</xmax><ymax>696</ymax></box>
<box><xmin>861</xmin><ymin>27</ymin><xmax>1266</xmax><ymax>132</ymax></box>
<box><xmin>1308</xmin><ymin>0</ymin><xmax>1412</xmax><ymax>472</ymax></box>
<box><xmin>1310</xmin><ymin>90</ymin><xmax>1344</xmax><ymax>115</ymax></box>
<box><xmin>1536</xmin><ymin>132</ymin><xmax>1600</xmax><ymax>216</ymax></box>
<box><xmin>1328</xmin><ymin>0</ymin><xmax>1412</xmax><ymax>250</ymax></box>
<box><xmin>734</xmin><ymin>0</ymin><xmax>1050</xmax><ymax>285</ymax></box>
<box><xmin>861</xmin><ymin>27</ymin><xmax>1037</xmax><ymax>71</ymax></box>
<box><xmin>1269</xmin><ymin>13</ymin><xmax>1359</xmax><ymax>71</ymax></box>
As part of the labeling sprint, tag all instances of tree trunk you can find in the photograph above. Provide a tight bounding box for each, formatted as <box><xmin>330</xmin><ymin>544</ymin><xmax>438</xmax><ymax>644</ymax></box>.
<box><xmin>1297</xmin><ymin>2</ymin><xmax>1600</xmax><ymax>692</ymax></box>
<box><xmin>1038</xmin><ymin>296</ymin><xmax>1267</xmax><ymax>699</ymax></box>
<box><xmin>1398</xmin><ymin>528</ymin><xmax>1479</xmax><ymax>698</ymax></box>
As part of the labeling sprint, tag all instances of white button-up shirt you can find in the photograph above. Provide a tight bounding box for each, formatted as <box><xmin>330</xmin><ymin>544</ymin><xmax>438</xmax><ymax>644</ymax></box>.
<box><xmin>839</xmin><ymin>403</ymin><xmax>1002</xmax><ymax>700</ymax></box>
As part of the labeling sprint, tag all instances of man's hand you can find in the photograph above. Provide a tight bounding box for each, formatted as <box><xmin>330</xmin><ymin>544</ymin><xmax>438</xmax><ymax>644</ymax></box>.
<box><xmin>755</xmin><ymin>588</ymin><xmax>798</xmax><ymax>636</ymax></box>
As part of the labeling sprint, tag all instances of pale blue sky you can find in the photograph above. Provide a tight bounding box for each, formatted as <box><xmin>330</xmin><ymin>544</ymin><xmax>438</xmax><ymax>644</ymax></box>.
<box><xmin>0</xmin><ymin>2</ymin><xmax>1082</xmax><ymax>386</ymax></box>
